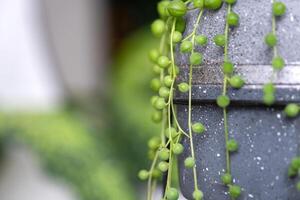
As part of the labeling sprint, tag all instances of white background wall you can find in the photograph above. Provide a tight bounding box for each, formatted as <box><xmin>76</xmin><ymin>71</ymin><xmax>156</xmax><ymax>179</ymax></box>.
<box><xmin>0</xmin><ymin>0</ymin><xmax>63</xmax><ymax>111</ymax></box>
<box><xmin>0</xmin><ymin>0</ymin><xmax>107</xmax><ymax>199</ymax></box>
<box><xmin>0</xmin><ymin>0</ymin><xmax>107</xmax><ymax>111</ymax></box>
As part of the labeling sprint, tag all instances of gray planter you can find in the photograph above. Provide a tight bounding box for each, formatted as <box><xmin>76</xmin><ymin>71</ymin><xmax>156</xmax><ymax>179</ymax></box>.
<box><xmin>175</xmin><ymin>0</ymin><xmax>300</xmax><ymax>199</ymax></box>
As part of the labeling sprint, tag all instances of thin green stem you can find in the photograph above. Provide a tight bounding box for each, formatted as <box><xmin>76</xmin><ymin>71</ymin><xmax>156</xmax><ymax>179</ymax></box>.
<box><xmin>170</xmin><ymin>19</ymin><xmax>177</xmax><ymax>78</ymax></box>
<box><xmin>147</xmin><ymin>152</ymin><xmax>159</xmax><ymax>200</ymax></box>
<box><xmin>223</xmin><ymin>109</ymin><xmax>230</xmax><ymax>173</ymax></box>
<box><xmin>163</xmin><ymin>144</ymin><xmax>174</xmax><ymax>200</ymax></box>
<box><xmin>188</xmin><ymin>9</ymin><xmax>204</xmax><ymax>192</ymax></box>
<box><xmin>163</xmin><ymin>103</ymin><xmax>174</xmax><ymax>199</ymax></box>
<box><xmin>271</xmin><ymin>0</ymin><xmax>278</xmax><ymax>58</ymax></box>
<box><xmin>183</xmin><ymin>32</ymin><xmax>194</xmax><ymax>41</ymax></box>
<box><xmin>159</xmin><ymin>26</ymin><xmax>169</xmax><ymax>146</ymax></box>
<box><xmin>167</xmin><ymin>143</ymin><xmax>174</xmax><ymax>188</ymax></box>
<box><xmin>151</xmin><ymin>180</ymin><xmax>157</xmax><ymax>199</ymax></box>
<box><xmin>224</xmin><ymin>5</ymin><xmax>231</xmax><ymax>63</ymax></box>
<box><xmin>164</xmin><ymin>139</ymin><xmax>171</xmax><ymax>148</ymax></box>
<box><xmin>223</xmin><ymin>4</ymin><xmax>232</xmax><ymax>174</ymax></box>
<box><xmin>161</xmin><ymin>109</ymin><xmax>167</xmax><ymax>145</ymax></box>
<box><xmin>270</xmin><ymin>0</ymin><xmax>278</xmax><ymax>84</ymax></box>
<box><xmin>163</xmin><ymin>18</ymin><xmax>176</xmax><ymax>200</ymax></box>
<box><xmin>171</xmin><ymin>100</ymin><xmax>190</xmax><ymax>138</ymax></box>
<box><xmin>165</xmin><ymin>134</ymin><xmax>182</xmax><ymax>149</ymax></box>
<box><xmin>166</xmin><ymin>19</ymin><xmax>177</xmax><ymax>106</ymax></box>
<box><xmin>184</xmin><ymin>0</ymin><xmax>192</xmax><ymax>4</ymax></box>
<box><xmin>168</xmin><ymin>101</ymin><xmax>172</xmax><ymax>145</ymax></box>
<box><xmin>167</xmin><ymin>18</ymin><xmax>177</xmax><ymax>145</ymax></box>
<box><xmin>166</xmin><ymin>80</ymin><xmax>176</xmax><ymax>105</ymax></box>
<box><xmin>175</xmin><ymin>132</ymin><xmax>182</xmax><ymax>144</ymax></box>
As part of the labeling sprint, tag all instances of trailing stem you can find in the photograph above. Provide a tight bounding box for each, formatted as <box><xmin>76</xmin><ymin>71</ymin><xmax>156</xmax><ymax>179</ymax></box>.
<box><xmin>187</xmin><ymin>9</ymin><xmax>204</xmax><ymax>192</ymax></box>
<box><xmin>223</xmin><ymin>3</ymin><xmax>232</xmax><ymax>176</ymax></box>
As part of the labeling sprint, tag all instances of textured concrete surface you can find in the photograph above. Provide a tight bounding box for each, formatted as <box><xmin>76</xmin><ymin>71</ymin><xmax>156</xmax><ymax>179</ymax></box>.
<box><xmin>175</xmin><ymin>0</ymin><xmax>300</xmax><ymax>199</ymax></box>
<box><xmin>177</xmin><ymin>105</ymin><xmax>300</xmax><ymax>200</ymax></box>
<box><xmin>176</xmin><ymin>0</ymin><xmax>300</xmax><ymax>67</ymax></box>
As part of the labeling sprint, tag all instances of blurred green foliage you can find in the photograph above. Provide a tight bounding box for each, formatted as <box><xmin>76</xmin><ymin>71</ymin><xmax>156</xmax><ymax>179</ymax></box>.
<box><xmin>0</xmin><ymin>28</ymin><xmax>161</xmax><ymax>200</ymax></box>
<box><xmin>109</xmin><ymin>28</ymin><xmax>161</xmax><ymax>179</ymax></box>
<box><xmin>0</xmin><ymin>112</ymin><xmax>135</xmax><ymax>200</ymax></box>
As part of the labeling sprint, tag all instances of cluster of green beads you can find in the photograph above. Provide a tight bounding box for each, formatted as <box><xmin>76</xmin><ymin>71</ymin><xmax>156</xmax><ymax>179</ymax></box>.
<box><xmin>215</xmin><ymin>0</ymin><xmax>242</xmax><ymax>199</ymax></box>
<box><xmin>143</xmin><ymin>1</ymin><xmax>189</xmax><ymax>200</ymax></box>
<box><xmin>215</xmin><ymin>1</ymin><xmax>244</xmax><ymax>109</ymax></box>
<box><xmin>262</xmin><ymin>3</ymin><xmax>300</xmax><ymax>191</ymax></box>
<box><xmin>263</xmin><ymin>1</ymin><xmax>286</xmax><ymax>106</ymax></box>
<box><xmin>264</xmin><ymin>6</ymin><xmax>300</xmax><ymax>192</ymax></box>
<box><xmin>177</xmin><ymin>1</ymin><xmax>211</xmax><ymax>198</ymax></box>
<box><xmin>141</xmin><ymin>0</ymin><xmax>299</xmax><ymax>199</ymax></box>
<box><xmin>140</xmin><ymin>0</ymin><xmax>210</xmax><ymax>199</ymax></box>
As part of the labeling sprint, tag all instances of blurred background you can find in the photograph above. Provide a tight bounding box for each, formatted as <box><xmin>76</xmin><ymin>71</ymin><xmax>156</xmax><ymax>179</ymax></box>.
<box><xmin>0</xmin><ymin>0</ymin><xmax>163</xmax><ymax>199</ymax></box>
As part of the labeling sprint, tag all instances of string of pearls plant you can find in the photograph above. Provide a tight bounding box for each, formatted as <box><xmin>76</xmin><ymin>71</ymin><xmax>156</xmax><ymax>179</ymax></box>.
<box><xmin>138</xmin><ymin>0</ymin><xmax>300</xmax><ymax>199</ymax></box>
<box><xmin>215</xmin><ymin>0</ymin><xmax>243</xmax><ymax>198</ymax></box>
<box><xmin>263</xmin><ymin>0</ymin><xmax>300</xmax><ymax>191</ymax></box>
<box><xmin>263</xmin><ymin>0</ymin><xmax>286</xmax><ymax>106</ymax></box>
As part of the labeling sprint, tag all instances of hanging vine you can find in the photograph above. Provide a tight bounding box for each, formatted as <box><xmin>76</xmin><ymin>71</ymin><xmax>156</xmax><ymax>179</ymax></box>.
<box><xmin>262</xmin><ymin>0</ymin><xmax>300</xmax><ymax>192</ymax></box>
<box><xmin>263</xmin><ymin>0</ymin><xmax>286</xmax><ymax>106</ymax></box>
<box><xmin>213</xmin><ymin>0</ymin><xmax>243</xmax><ymax>198</ymax></box>
<box><xmin>139</xmin><ymin>1</ymin><xmax>199</xmax><ymax>199</ymax></box>
<box><xmin>138</xmin><ymin>0</ymin><xmax>300</xmax><ymax>199</ymax></box>
<box><xmin>180</xmin><ymin>6</ymin><xmax>205</xmax><ymax>200</ymax></box>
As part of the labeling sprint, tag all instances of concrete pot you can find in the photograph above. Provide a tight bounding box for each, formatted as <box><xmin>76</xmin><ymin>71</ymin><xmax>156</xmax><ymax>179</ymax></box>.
<box><xmin>174</xmin><ymin>0</ymin><xmax>300</xmax><ymax>199</ymax></box>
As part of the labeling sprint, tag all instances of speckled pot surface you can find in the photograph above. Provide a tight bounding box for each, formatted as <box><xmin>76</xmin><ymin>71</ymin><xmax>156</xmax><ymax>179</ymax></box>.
<box><xmin>174</xmin><ymin>0</ymin><xmax>300</xmax><ymax>199</ymax></box>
